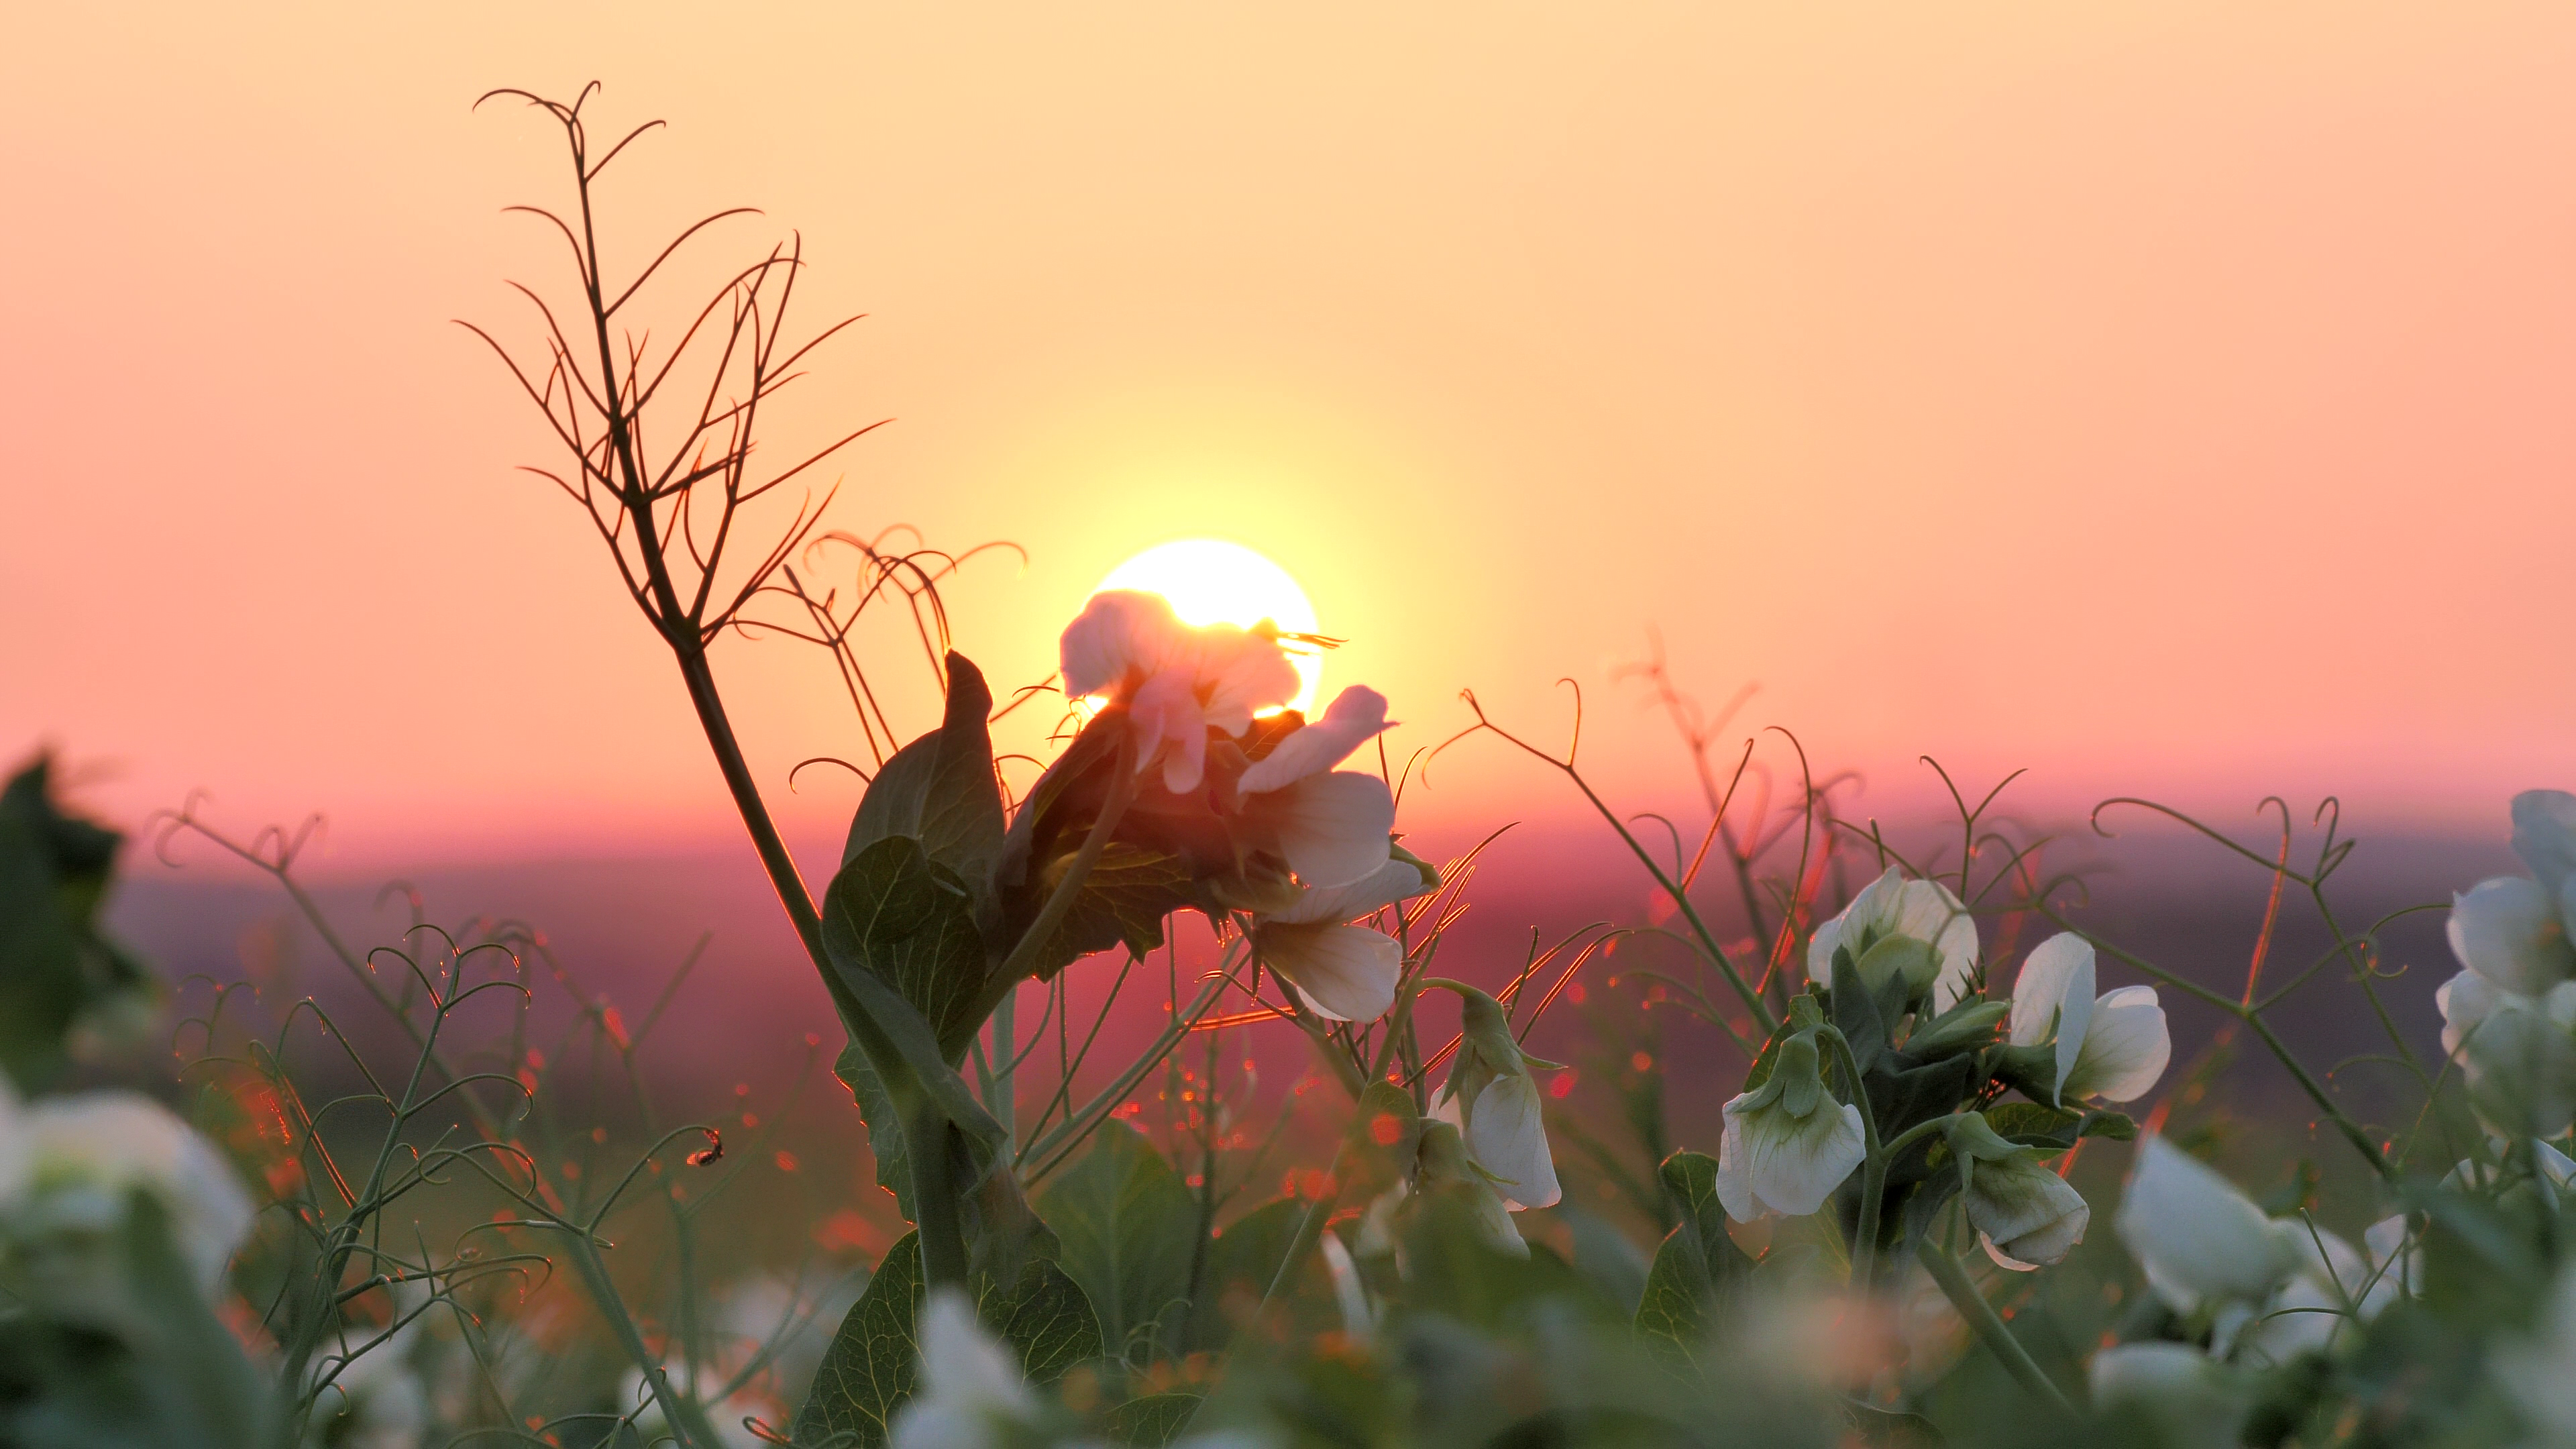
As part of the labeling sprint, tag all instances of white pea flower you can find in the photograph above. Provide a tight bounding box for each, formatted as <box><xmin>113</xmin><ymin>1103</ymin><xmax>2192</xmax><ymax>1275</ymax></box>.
<box><xmin>1966</xmin><ymin>1157</ymin><xmax>2091</xmax><ymax>1271</ymax></box>
<box><xmin>890</xmin><ymin>1289</ymin><xmax>1042</xmax><ymax>1449</ymax></box>
<box><xmin>1059</xmin><ymin>589</ymin><xmax>1300</xmax><ymax>795</ymax></box>
<box><xmin>1318</xmin><ymin>1232</ymin><xmax>1375</xmax><ymax>1343</ymax></box>
<box><xmin>1237</xmin><ymin>686</ymin><xmax>1394</xmax><ymax>795</ymax></box>
<box><xmin>309</xmin><ymin>1322</ymin><xmax>430</xmax><ymax>1449</ymax></box>
<box><xmin>2514</xmin><ymin>790</ymin><xmax>2576</xmax><ymax>903</ymax></box>
<box><xmin>1228</xmin><ymin>690</ymin><xmax>1399</xmax><ymax>891</ymax></box>
<box><xmin>2006</xmin><ymin>933</ymin><xmax>2171</xmax><ymax>1106</ymax></box>
<box><xmin>1252</xmin><ymin>855</ymin><xmax>1435</xmax><ymax>1022</ymax></box>
<box><xmin>2438</xmin><ymin>969</ymin><xmax>2503</xmax><ymax>1057</ymax></box>
<box><xmin>2112</xmin><ymin>1137</ymin><xmax>2398</xmax><ymax>1364</ymax></box>
<box><xmin>2454</xmin><ymin>983</ymin><xmax>2576</xmax><ymax>1140</ymax></box>
<box><xmin>2238</xmin><ymin>1220</ymin><xmax>2377</xmax><ymax>1366</ymax></box>
<box><xmin>1714</xmin><ymin>1034</ymin><xmax>1866</xmax><ymax>1220</ymax></box>
<box><xmin>2448</xmin><ymin>875</ymin><xmax>2576</xmax><ymax>998</ymax></box>
<box><xmin>2362</xmin><ymin>1214</ymin><xmax>2418</xmax><ymax>1301</ymax></box>
<box><xmin>2113</xmin><ymin>1136</ymin><xmax>2293</xmax><ymax>1324</ymax></box>
<box><xmin>2494</xmin><ymin>1260</ymin><xmax>2576</xmax><ymax>1440</ymax></box>
<box><xmin>2430</xmin><ymin>791</ymin><xmax>2576</xmax><ymax>1138</ymax></box>
<box><xmin>0</xmin><ymin>1077</ymin><xmax>30</xmax><ymax>1206</ymax></box>
<box><xmin>2436</xmin><ymin>788</ymin><xmax>2576</xmax><ymax>1038</ymax></box>
<box><xmin>1938</xmin><ymin>1114</ymin><xmax>2088</xmax><ymax>1269</ymax></box>
<box><xmin>2445</xmin><ymin>1139</ymin><xmax>2576</xmax><ymax>1193</ymax></box>
<box><xmin>7</xmin><ymin>1089</ymin><xmax>255</xmax><ymax>1297</ymax></box>
<box><xmin>1429</xmin><ymin>982</ymin><xmax>1562</xmax><ymax>1211</ymax></box>
<box><xmin>1808</xmin><ymin>867</ymin><xmax>1980</xmax><ymax>1011</ymax></box>
<box><xmin>2088</xmin><ymin>1342</ymin><xmax>2249</xmax><ymax>1444</ymax></box>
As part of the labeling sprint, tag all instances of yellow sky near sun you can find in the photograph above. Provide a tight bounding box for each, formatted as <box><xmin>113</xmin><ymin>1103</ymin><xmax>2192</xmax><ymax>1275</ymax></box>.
<box><xmin>3</xmin><ymin>3</ymin><xmax>2574</xmax><ymax>866</ymax></box>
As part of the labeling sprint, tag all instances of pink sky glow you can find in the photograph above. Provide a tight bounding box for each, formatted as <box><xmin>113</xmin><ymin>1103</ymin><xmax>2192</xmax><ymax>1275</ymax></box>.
<box><xmin>5</xmin><ymin>3</ymin><xmax>2573</xmax><ymax>870</ymax></box>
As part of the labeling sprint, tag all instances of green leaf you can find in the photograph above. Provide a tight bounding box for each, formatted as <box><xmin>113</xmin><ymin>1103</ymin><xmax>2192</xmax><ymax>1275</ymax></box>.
<box><xmin>794</xmin><ymin>1232</ymin><xmax>1104</xmax><ymax>1449</ymax></box>
<box><xmin>824</xmin><ymin>835</ymin><xmax>990</xmax><ymax>1061</ymax></box>
<box><xmin>1862</xmin><ymin>1055</ymin><xmax>1974</xmax><ymax>1161</ymax></box>
<box><xmin>1976</xmin><ymin>1102</ymin><xmax>2127</xmax><ymax>1154</ymax></box>
<box><xmin>833</xmin><ymin>1040</ymin><xmax>918</xmax><ymax>1216</ymax></box>
<box><xmin>845</xmin><ymin>652</ymin><xmax>1008</xmax><ymax>904</ymax></box>
<box><xmin>1635</xmin><ymin>1149</ymin><xmax>1754</xmax><ymax>1363</ymax></box>
<box><xmin>2078</xmin><ymin>1109</ymin><xmax>2138</xmax><ymax>1141</ymax></box>
<box><xmin>1738</xmin><ymin>1002</ymin><xmax>1805</xmax><ymax>1095</ymax></box>
<box><xmin>1906</xmin><ymin>998</ymin><xmax>2008</xmax><ymax>1059</ymax></box>
<box><xmin>1022</xmin><ymin>846</ymin><xmax>1196</xmax><ymax>981</ymax></box>
<box><xmin>991</xmin><ymin>716</ymin><xmax>1201</xmax><ymax>983</ymax></box>
<box><xmin>0</xmin><ymin>804</ymin><xmax>85</xmax><ymax>1089</ymax></box>
<box><xmin>826</xmin><ymin>965</ymin><xmax>1009</xmax><ymax>1224</ymax></box>
<box><xmin>1188</xmin><ymin>1195</ymin><xmax>1310</xmax><ymax>1351</ymax></box>
<box><xmin>1036</xmin><ymin>1122</ymin><xmax>1200</xmax><ymax>1365</ymax></box>
<box><xmin>1106</xmin><ymin>1392</ymin><xmax>1203</xmax><ymax>1446</ymax></box>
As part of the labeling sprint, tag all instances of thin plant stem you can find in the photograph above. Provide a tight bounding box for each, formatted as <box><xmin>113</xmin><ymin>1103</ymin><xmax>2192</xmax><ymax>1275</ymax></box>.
<box><xmin>1819</xmin><ymin>1027</ymin><xmax>1886</xmax><ymax>1290</ymax></box>
<box><xmin>1915</xmin><ymin>1238</ymin><xmax>2074</xmax><ymax>1416</ymax></box>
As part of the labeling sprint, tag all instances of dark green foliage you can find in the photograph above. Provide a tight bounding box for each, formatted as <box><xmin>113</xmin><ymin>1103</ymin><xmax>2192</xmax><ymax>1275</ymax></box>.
<box><xmin>1022</xmin><ymin>845</ymin><xmax>1196</xmax><ymax>972</ymax></box>
<box><xmin>1635</xmin><ymin>1150</ymin><xmax>1755</xmax><ymax>1364</ymax></box>
<box><xmin>825</xmin><ymin>835</ymin><xmax>988</xmax><ymax>1061</ymax></box>
<box><xmin>1187</xmin><ymin>1195</ymin><xmax>1313</xmax><ymax>1349</ymax></box>
<box><xmin>1398</xmin><ymin>1196</ymin><xmax>1623</xmax><ymax>1334</ymax></box>
<box><xmin>0</xmin><ymin>1192</ymin><xmax>272</xmax><ymax>1449</ymax></box>
<box><xmin>0</xmin><ymin>757</ymin><xmax>150</xmax><ymax>1088</ymax></box>
<box><xmin>1106</xmin><ymin>1393</ymin><xmax>1205</xmax><ymax>1446</ymax></box>
<box><xmin>843</xmin><ymin>653</ymin><xmax>1008</xmax><ymax>904</ymax></box>
<box><xmin>794</xmin><ymin>1232</ymin><xmax>1104</xmax><ymax>1448</ymax></box>
<box><xmin>1038</xmin><ymin>1123</ymin><xmax>1201</xmax><ymax>1364</ymax></box>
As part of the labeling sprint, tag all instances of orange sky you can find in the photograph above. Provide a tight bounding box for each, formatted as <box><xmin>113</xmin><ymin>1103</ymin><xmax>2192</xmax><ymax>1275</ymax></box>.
<box><xmin>5</xmin><ymin>3</ymin><xmax>2573</xmax><ymax>868</ymax></box>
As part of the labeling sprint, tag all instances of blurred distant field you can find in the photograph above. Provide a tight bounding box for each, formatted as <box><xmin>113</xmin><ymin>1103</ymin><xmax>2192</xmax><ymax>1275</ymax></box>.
<box><xmin>112</xmin><ymin>809</ymin><xmax>2499</xmax><ymax>1236</ymax></box>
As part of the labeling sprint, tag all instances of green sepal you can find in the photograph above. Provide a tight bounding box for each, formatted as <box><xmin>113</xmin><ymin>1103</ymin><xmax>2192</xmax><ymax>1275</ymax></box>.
<box><xmin>1907</xmin><ymin>999</ymin><xmax>2008</xmax><ymax>1059</ymax></box>
<box><xmin>1853</xmin><ymin>933</ymin><xmax>1941</xmax><ymax>1003</ymax></box>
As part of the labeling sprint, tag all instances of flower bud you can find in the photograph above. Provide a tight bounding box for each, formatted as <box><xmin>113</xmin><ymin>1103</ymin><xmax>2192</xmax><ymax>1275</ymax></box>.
<box><xmin>1906</xmin><ymin>1000</ymin><xmax>2010</xmax><ymax>1059</ymax></box>
<box><xmin>1413</xmin><ymin>1120</ymin><xmax>1527</xmax><ymax>1258</ymax></box>
<box><xmin>1713</xmin><ymin>1033</ymin><xmax>1866</xmax><ymax>1220</ymax></box>
<box><xmin>1962</xmin><ymin>1150</ymin><xmax>2091</xmax><ymax>1270</ymax></box>
<box><xmin>1428</xmin><ymin>983</ymin><xmax>1562</xmax><ymax>1210</ymax></box>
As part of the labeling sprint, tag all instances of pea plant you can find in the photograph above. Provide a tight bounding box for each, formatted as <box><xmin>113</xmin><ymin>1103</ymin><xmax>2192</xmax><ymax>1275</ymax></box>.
<box><xmin>2</xmin><ymin>85</ymin><xmax>2570</xmax><ymax>1449</ymax></box>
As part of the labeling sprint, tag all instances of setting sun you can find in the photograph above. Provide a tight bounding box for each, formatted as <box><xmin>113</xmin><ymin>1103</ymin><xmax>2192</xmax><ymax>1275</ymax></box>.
<box><xmin>1094</xmin><ymin>539</ymin><xmax>1323</xmax><ymax>712</ymax></box>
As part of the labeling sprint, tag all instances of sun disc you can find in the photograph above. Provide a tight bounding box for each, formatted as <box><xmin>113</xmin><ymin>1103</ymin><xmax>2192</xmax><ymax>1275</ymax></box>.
<box><xmin>1093</xmin><ymin>539</ymin><xmax>1323</xmax><ymax>713</ymax></box>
